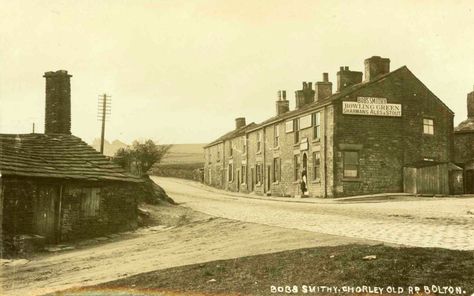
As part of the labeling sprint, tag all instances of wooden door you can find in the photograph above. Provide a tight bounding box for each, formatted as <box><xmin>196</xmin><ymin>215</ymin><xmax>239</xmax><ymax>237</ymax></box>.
<box><xmin>466</xmin><ymin>170</ymin><xmax>474</xmax><ymax>194</ymax></box>
<box><xmin>33</xmin><ymin>185</ymin><xmax>59</xmax><ymax>242</ymax></box>
<box><xmin>266</xmin><ymin>166</ymin><xmax>271</xmax><ymax>193</ymax></box>
<box><xmin>237</xmin><ymin>170</ymin><xmax>241</xmax><ymax>192</ymax></box>
<box><xmin>250</xmin><ymin>168</ymin><xmax>254</xmax><ymax>192</ymax></box>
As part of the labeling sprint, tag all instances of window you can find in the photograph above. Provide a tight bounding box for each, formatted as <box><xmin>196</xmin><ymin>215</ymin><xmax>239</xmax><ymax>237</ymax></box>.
<box><xmin>243</xmin><ymin>136</ymin><xmax>247</xmax><ymax>154</ymax></box>
<box><xmin>257</xmin><ymin>131</ymin><xmax>262</xmax><ymax>152</ymax></box>
<box><xmin>294</xmin><ymin>155</ymin><xmax>300</xmax><ymax>181</ymax></box>
<box><xmin>343</xmin><ymin>151</ymin><xmax>359</xmax><ymax>178</ymax></box>
<box><xmin>229</xmin><ymin>141</ymin><xmax>233</xmax><ymax>156</ymax></box>
<box><xmin>273</xmin><ymin>158</ymin><xmax>281</xmax><ymax>182</ymax></box>
<box><xmin>293</xmin><ymin>119</ymin><xmax>300</xmax><ymax>144</ymax></box>
<box><xmin>207</xmin><ymin>149</ymin><xmax>211</xmax><ymax>164</ymax></box>
<box><xmin>228</xmin><ymin>163</ymin><xmax>234</xmax><ymax>182</ymax></box>
<box><xmin>313</xmin><ymin>152</ymin><xmax>321</xmax><ymax>181</ymax></box>
<box><xmin>423</xmin><ymin>118</ymin><xmax>434</xmax><ymax>135</ymax></box>
<box><xmin>82</xmin><ymin>188</ymin><xmax>100</xmax><ymax>217</ymax></box>
<box><xmin>208</xmin><ymin>168</ymin><xmax>212</xmax><ymax>184</ymax></box>
<box><xmin>274</xmin><ymin>125</ymin><xmax>280</xmax><ymax>147</ymax></box>
<box><xmin>285</xmin><ymin>120</ymin><xmax>293</xmax><ymax>133</ymax></box>
<box><xmin>217</xmin><ymin>149</ymin><xmax>220</xmax><ymax>162</ymax></box>
<box><xmin>312</xmin><ymin>112</ymin><xmax>321</xmax><ymax>139</ymax></box>
<box><xmin>256</xmin><ymin>164</ymin><xmax>262</xmax><ymax>184</ymax></box>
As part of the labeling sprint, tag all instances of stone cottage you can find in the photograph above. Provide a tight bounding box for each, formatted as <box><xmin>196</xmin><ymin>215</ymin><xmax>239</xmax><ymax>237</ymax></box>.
<box><xmin>0</xmin><ymin>70</ymin><xmax>141</xmax><ymax>252</ymax></box>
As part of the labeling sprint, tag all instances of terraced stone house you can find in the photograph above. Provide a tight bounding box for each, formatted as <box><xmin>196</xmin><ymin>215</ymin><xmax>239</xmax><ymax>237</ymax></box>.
<box><xmin>204</xmin><ymin>56</ymin><xmax>460</xmax><ymax>198</ymax></box>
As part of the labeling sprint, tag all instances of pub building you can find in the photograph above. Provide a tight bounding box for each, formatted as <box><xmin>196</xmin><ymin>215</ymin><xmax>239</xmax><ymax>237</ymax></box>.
<box><xmin>204</xmin><ymin>56</ymin><xmax>461</xmax><ymax>198</ymax></box>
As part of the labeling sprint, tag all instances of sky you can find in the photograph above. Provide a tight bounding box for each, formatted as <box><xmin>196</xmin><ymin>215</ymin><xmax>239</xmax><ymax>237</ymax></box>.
<box><xmin>1</xmin><ymin>0</ymin><xmax>474</xmax><ymax>145</ymax></box>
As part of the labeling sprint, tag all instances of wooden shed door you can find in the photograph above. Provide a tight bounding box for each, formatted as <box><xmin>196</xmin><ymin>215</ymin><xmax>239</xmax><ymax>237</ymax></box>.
<box><xmin>33</xmin><ymin>185</ymin><xmax>59</xmax><ymax>242</ymax></box>
<box><xmin>466</xmin><ymin>170</ymin><xmax>474</xmax><ymax>194</ymax></box>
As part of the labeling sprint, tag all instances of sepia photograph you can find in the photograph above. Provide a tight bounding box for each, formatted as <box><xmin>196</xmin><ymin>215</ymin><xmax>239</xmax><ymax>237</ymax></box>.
<box><xmin>1</xmin><ymin>1</ymin><xmax>473</xmax><ymax>295</ymax></box>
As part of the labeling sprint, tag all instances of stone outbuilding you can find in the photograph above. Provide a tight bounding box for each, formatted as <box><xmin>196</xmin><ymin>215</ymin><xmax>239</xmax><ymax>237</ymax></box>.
<box><xmin>204</xmin><ymin>56</ymin><xmax>457</xmax><ymax>198</ymax></box>
<box><xmin>454</xmin><ymin>88</ymin><xmax>474</xmax><ymax>193</ymax></box>
<box><xmin>0</xmin><ymin>70</ymin><xmax>141</xmax><ymax>253</ymax></box>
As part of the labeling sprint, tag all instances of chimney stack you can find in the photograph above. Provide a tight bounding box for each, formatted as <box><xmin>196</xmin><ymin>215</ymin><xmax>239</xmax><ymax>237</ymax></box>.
<box><xmin>364</xmin><ymin>56</ymin><xmax>390</xmax><ymax>82</ymax></box>
<box><xmin>235</xmin><ymin>117</ymin><xmax>246</xmax><ymax>129</ymax></box>
<box><xmin>295</xmin><ymin>81</ymin><xmax>315</xmax><ymax>109</ymax></box>
<box><xmin>276</xmin><ymin>90</ymin><xmax>290</xmax><ymax>115</ymax></box>
<box><xmin>467</xmin><ymin>88</ymin><xmax>474</xmax><ymax>118</ymax></box>
<box><xmin>337</xmin><ymin>66</ymin><xmax>363</xmax><ymax>92</ymax></box>
<box><xmin>44</xmin><ymin>70</ymin><xmax>72</xmax><ymax>134</ymax></box>
<box><xmin>315</xmin><ymin>72</ymin><xmax>332</xmax><ymax>101</ymax></box>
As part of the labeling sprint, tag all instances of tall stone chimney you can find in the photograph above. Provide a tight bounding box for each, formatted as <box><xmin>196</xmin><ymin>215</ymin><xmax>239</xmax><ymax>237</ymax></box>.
<box><xmin>467</xmin><ymin>88</ymin><xmax>474</xmax><ymax>118</ymax></box>
<box><xmin>364</xmin><ymin>56</ymin><xmax>390</xmax><ymax>81</ymax></box>
<box><xmin>295</xmin><ymin>82</ymin><xmax>315</xmax><ymax>109</ymax></box>
<box><xmin>235</xmin><ymin>117</ymin><xmax>246</xmax><ymax>129</ymax></box>
<box><xmin>44</xmin><ymin>70</ymin><xmax>72</xmax><ymax>134</ymax></box>
<box><xmin>276</xmin><ymin>90</ymin><xmax>290</xmax><ymax>115</ymax></box>
<box><xmin>315</xmin><ymin>73</ymin><xmax>332</xmax><ymax>101</ymax></box>
<box><xmin>337</xmin><ymin>66</ymin><xmax>363</xmax><ymax>92</ymax></box>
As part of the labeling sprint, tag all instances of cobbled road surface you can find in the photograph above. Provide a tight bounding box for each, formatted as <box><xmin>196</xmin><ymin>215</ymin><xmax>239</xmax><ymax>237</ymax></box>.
<box><xmin>155</xmin><ymin>177</ymin><xmax>474</xmax><ymax>251</ymax></box>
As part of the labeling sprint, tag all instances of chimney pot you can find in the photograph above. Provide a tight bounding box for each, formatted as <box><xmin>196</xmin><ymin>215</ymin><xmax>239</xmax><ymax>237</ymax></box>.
<box><xmin>277</xmin><ymin>90</ymin><xmax>282</xmax><ymax>100</ymax></box>
<box><xmin>364</xmin><ymin>56</ymin><xmax>390</xmax><ymax>81</ymax></box>
<box><xmin>467</xmin><ymin>90</ymin><xmax>474</xmax><ymax>118</ymax></box>
<box><xmin>44</xmin><ymin>70</ymin><xmax>72</xmax><ymax>134</ymax></box>
<box><xmin>235</xmin><ymin>117</ymin><xmax>246</xmax><ymax>129</ymax></box>
<box><xmin>337</xmin><ymin>67</ymin><xmax>362</xmax><ymax>92</ymax></box>
<box><xmin>282</xmin><ymin>90</ymin><xmax>287</xmax><ymax>100</ymax></box>
<box><xmin>315</xmin><ymin>73</ymin><xmax>333</xmax><ymax>101</ymax></box>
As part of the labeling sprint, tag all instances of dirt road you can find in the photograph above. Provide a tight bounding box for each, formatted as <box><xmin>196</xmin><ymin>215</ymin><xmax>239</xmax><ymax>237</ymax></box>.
<box><xmin>1</xmin><ymin>205</ymin><xmax>367</xmax><ymax>296</ymax></box>
<box><xmin>155</xmin><ymin>177</ymin><xmax>474</xmax><ymax>251</ymax></box>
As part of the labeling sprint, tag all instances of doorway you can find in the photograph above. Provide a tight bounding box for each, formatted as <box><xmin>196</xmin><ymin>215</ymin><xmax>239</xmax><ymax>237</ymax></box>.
<box><xmin>237</xmin><ymin>170</ymin><xmax>241</xmax><ymax>192</ymax></box>
<box><xmin>466</xmin><ymin>170</ymin><xmax>474</xmax><ymax>194</ymax></box>
<box><xmin>266</xmin><ymin>166</ymin><xmax>271</xmax><ymax>194</ymax></box>
<box><xmin>302</xmin><ymin>153</ymin><xmax>308</xmax><ymax>196</ymax></box>
<box><xmin>33</xmin><ymin>185</ymin><xmax>60</xmax><ymax>243</ymax></box>
<box><xmin>250</xmin><ymin>168</ymin><xmax>255</xmax><ymax>192</ymax></box>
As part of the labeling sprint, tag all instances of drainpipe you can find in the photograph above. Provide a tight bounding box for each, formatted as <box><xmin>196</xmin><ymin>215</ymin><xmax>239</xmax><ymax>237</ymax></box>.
<box><xmin>263</xmin><ymin>128</ymin><xmax>266</xmax><ymax>194</ymax></box>
<box><xmin>324</xmin><ymin>106</ymin><xmax>328</xmax><ymax>198</ymax></box>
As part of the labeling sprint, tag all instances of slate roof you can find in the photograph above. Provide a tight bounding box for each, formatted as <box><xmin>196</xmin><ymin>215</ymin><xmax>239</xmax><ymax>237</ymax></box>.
<box><xmin>205</xmin><ymin>65</ymin><xmax>454</xmax><ymax>147</ymax></box>
<box><xmin>454</xmin><ymin>118</ymin><xmax>474</xmax><ymax>133</ymax></box>
<box><xmin>0</xmin><ymin>133</ymin><xmax>141</xmax><ymax>182</ymax></box>
<box><xmin>247</xmin><ymin>66</ymin><xmax>453</xmax><ymax>132</ymax></box>
<box><xmin>204</xmin><ymin>122</ymin><xmax>257</xmax><ymax>148</ymax></box>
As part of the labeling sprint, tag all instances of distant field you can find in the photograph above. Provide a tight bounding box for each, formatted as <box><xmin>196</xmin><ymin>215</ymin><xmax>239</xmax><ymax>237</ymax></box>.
<box><xmin>160</xmin><ymin>144</ymin><xmax>205</xmax><ymax>165</ymax></box>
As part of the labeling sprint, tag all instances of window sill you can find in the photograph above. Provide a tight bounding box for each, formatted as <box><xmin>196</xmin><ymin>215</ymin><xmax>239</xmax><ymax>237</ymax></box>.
<box><xmin>273</xmin><ymin>146</ymin><xmax>280</xmax><ymax>151</ymax></box>
<box><xmin>256</xmin><ymin>151</ymin><xmax>262</xmax><ymax>155</ymax></box>
<box><xmin>342</xmin><ymin>178</ymin><xmax>362</xmax><ymax>182</ymax></box>
<box><xmin>292</xmin><ymin>181</ymin><xmax>300</xmax><ymax>184</ymax></box>
<box><xmin>311</xmin><ymin>179</ymin><xmax>321</xmax><ymax>184</ymax></box>
<box><xmin>293</xmin><ymin>143</ymin><xmax>300</xmax><ymax>147</ymax></box>
<box><xmin>272</xmin><ymin>181</ymin><xmax>280</xmax><ymax>185</ymax></box>
<box><xmin>312</xmin><ymin>138</ymin><xmax>321</xmax><ymax>144</ymax></box>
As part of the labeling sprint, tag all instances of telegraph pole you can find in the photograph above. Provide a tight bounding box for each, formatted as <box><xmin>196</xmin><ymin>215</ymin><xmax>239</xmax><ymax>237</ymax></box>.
<box><xmin>97</xmin><ymin>94</ymin><xmax>111</xmax><ymax>154</ymax></box>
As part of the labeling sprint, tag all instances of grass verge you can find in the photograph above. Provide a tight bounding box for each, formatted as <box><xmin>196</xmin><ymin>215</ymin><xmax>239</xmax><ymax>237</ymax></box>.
<box><xmin>52</xmin><ymin>244</ymin><xmax>474</xmax><ymax>296</ymax></box>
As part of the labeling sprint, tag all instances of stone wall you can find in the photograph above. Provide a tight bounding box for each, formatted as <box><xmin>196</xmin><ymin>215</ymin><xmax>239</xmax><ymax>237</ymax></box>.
<box><xmin>333</xmin><ymin>68</ymin><xmax>454</xmax><ymax>197</ymax></box>
<box><xmin>454</xmin><ymin>131</ymin><xmax>474</xmax><ymax>164</ymax></box>
<box><xmin>1</xmin><ymin>177</ymin><xmax>138</xmax><ymax>250</ymax></box>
